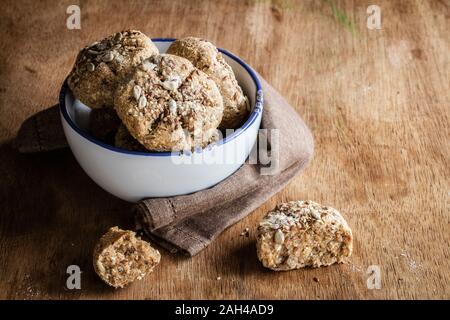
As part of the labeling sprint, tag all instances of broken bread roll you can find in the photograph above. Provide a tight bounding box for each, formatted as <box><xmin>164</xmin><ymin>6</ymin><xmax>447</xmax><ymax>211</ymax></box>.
<box><xmin>93</xmin><ymin>226</ymin><xmax>161</xmax><ymax>288</ymax></box>
<box><xmin>256</xmin><ymin>201</ymin><xmax>353</xmax><ymax>271</ymax></box>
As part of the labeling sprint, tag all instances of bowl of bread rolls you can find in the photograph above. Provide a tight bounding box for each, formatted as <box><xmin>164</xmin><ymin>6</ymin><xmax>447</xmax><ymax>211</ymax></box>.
<box><xmin>60</xmin><ymin>31</ymin><xmax>263</xmax><ymax>202</ymax></box>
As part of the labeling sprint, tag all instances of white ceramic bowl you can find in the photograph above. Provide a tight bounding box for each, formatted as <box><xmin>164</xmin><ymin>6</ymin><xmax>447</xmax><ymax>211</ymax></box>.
<box><xmin>60</xmin><ymin>38</ymin><xmax>263</xmax><ymax>202</ymax></box>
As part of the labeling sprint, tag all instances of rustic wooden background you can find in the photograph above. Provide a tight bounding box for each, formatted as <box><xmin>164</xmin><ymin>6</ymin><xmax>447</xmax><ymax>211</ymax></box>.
<box><xmin>0</xmin><ymin>0</ymin><xmax>448</xmax><ymax>300</ymax></box>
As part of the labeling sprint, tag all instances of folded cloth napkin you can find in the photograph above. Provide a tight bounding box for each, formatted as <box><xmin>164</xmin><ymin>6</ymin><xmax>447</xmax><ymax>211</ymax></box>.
<box><xmin>15</xmin><ymin>104</ymin><xmax>67</xmax><ymax>153</ymax></box>
<box><xmin>14</xmin><ymin>76</ymin><xmax>314</xmax><ymax>256</ymax></box>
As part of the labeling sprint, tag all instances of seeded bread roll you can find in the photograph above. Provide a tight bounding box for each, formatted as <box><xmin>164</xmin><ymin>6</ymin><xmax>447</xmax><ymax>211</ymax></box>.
<box><xmin>256</xmin><ymin>201</ymin><xmax>353</xmax><ymax>271</ymax></box>
<box><xmin>167</xmin><ymin>37</ymin><xmax>249</xmax><ymax>129</ymax></box>
<box><xmin>68</xmin><ymin>30</ymin><xmax>159</xmax><ymax>109</ymax></box>
<box><xmin>114</xmin><ymin>54</ymin><xmax>223</xmax><ymax>152</ymax></box>
<box><xmin>93</xmin><ymin>227</ymin><xmax>161</xmax><ymax>288</ymax></box>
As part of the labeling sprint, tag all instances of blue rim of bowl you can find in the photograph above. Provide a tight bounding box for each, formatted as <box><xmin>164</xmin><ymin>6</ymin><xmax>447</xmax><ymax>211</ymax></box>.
<box><xmin>59</xmin><ymin>38</ymin><xmax>264</xmax><ymax>157</ymax></box>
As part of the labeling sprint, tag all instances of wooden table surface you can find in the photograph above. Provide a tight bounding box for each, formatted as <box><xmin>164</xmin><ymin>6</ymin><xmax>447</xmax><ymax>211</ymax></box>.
<box><xmin>0</xmin><ymin>0</ymin><xmax>449</xmax><ymax>300</ymax></box>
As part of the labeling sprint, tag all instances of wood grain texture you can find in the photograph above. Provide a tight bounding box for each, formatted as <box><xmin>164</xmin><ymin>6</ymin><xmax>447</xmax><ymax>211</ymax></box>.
<box><xmin>0</xmin><ymin>0</ymin><xmax>449</xmax><ymax>299</ymax></box>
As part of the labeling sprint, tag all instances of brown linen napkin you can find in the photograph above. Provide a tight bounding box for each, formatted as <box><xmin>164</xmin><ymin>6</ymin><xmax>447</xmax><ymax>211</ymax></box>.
<box><xmin>135</xmin><ymin>77</ymin><xmax>314</xmax><ymax>255</ymax></box>
<box><xmin>14</xmin><ymin>76</ymin><xmax>314</xmax><ymax>256</ymax></box>
<box><xmin>14</xmin><ymin>104</ymin><xmax>67</xmax><ymax>153</ymax></box>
